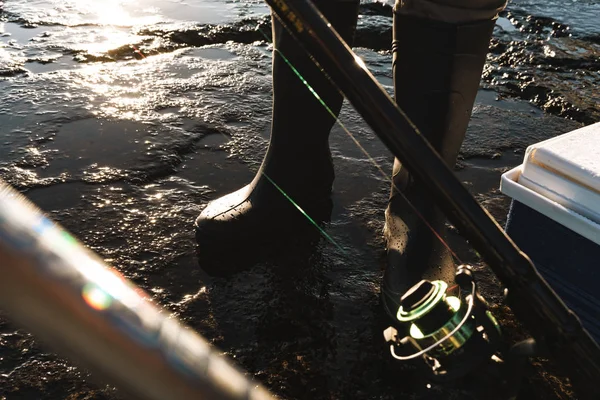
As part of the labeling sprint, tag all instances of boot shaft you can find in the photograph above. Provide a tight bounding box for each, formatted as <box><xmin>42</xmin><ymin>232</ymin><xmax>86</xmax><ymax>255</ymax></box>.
<box><xmin>265</xmin><ymin>0</ymin><xmax>359</xmax><ymax>190</ymax></box>
<box><xmin>382</xmin><ymin>15</ymin><xmax>498</xmax><ymax>309</ymax></box>
<box><xmin>392</xmin><ymin>14</ymin><xmax>495</xmax><ymax>167</ymax></box>
<box><xmin>269</xmin><ymin>0</ymin><xmax>360</xmax><ymax>152</ymax></box>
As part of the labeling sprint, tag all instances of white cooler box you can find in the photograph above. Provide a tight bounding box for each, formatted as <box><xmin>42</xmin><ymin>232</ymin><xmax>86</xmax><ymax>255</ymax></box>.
<box><xmin>500</xmin><ymin>122</ymin><xmax>600</xmax><ymax>342</ymax></box>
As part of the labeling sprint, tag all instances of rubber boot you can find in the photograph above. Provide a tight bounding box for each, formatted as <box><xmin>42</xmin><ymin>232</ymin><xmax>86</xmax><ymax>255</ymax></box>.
<box><xmin>381</xmin><ymin>14</ymin><xmax>497</xmax><ymax>321</ymax></box>
<box><xmin>194</xmin><ymin>0</ymin><xmax>359</xmax><ymax>245</ymax></box>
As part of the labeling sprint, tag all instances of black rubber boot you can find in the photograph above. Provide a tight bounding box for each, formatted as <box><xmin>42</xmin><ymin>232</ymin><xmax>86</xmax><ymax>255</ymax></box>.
<box><xmin>194</xmin><ymin>0</ymin><xmax>359</xmax><ymax>245</ymax></box>
<box><xmin>381</xmin><ymin>14</ymin><xmax>496</xmax><ymax>321</ymax></box>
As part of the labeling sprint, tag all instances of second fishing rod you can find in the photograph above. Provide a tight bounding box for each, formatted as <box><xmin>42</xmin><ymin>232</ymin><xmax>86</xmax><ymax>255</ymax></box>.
<box><xmin>262</xmin><ymin>0</ymin><xmax>600</xmax><ymax>397</ymax></box>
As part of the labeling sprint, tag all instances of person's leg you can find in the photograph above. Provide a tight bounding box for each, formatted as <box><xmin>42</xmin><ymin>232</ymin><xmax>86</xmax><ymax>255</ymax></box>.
<box><xmin>194</xmin><ymin>0</ymin><xmax>359</xmax><ymax>244</ymax></box>
<box><xmin>381</xmin><ymin>0</ymin><xmax>507</xmax><ymax>319</ymax></box>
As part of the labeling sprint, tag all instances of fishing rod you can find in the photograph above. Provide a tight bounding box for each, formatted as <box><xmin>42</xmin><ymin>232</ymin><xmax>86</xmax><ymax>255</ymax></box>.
<box><xmin>263</xmin><ymin>0</ymin><xmax>600</xmax><ymax>397</ymax></box>
<box><xmin>0</xmin><ymin>181</ymin><xmax>274</xmax><ymax>400</ymax></box>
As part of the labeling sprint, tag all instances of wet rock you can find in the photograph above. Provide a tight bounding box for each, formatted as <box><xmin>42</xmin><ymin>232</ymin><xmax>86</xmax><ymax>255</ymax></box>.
<box><xmin>0</xmin><ymin>166</ymin><xmax>69</xmax><ymax>190</ymax></box>
<box><xmin>140</xmin><ymin>14</ymin><xmax>393</xmax><ymax>52</ymax></box>
<box><xmin>520</xmin><ymin>14</ymin><xmax>571</xmax><ymax>38</ymax></box>
<box><xmin>0</xmin><ymin>66</ymin><xmax>27</xmax><ymax>76</ymax></box>
<box><xmin>484</xmin><ymin>33</ymin><xmax>600</xmax><ymax>123</ymax></box>
<box><xmin>355</xmin><ymin>15</ymin><xmax>392</xmax><ymax>50</ymax></box>
<box><xmin>462</xmin><ymin>103</ymin><xmax>581</xmax><ymax>158</ymax></box>
<box><xmin>358</xmin><ymin>2</ymin><xmax>393</xmax><ymax>17</ymax></box>
<box><xmin>140</xmin><ymin>18</ymin><xmax>271</xmax><ymax>49</ymax></box>
<box><xmin>0</xmin><ymin>56</ymin><xmax>27</xmax><ymax>77</ymax></box>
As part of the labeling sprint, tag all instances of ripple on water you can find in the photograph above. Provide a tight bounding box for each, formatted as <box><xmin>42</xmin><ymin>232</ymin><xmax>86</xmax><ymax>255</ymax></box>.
<box><xmin>511</xmin><ymin>0</ymin><xmax>600</xmax><ymax>36</ymax></box>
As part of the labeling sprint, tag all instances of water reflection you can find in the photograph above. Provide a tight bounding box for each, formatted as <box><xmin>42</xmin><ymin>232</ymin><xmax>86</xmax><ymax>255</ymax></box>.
<box><xmin>3</xmin><ymin>0</ymin><xmax>258</xmax><ymax>26</ymax></box>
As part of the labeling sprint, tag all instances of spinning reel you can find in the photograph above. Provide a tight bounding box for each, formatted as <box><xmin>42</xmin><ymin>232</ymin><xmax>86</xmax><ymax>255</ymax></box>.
<box><xmin>383</xmin><ymin>265</ymin><xmax>503</xmax><ymax>381</ymax></box>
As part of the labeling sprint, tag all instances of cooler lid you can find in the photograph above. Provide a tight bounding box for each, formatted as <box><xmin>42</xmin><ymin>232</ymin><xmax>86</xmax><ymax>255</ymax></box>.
<box><xmin>518</xmin><ymin>122</ymin><xmax>600</xmax><ymax>224</ymax></box>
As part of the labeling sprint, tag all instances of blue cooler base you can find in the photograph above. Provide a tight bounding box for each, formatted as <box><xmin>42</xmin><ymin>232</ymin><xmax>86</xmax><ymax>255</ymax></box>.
<box><xmin>505</xmin><ymin>200</ymin><xmax>600</xmax><ymax>343</ymax></box>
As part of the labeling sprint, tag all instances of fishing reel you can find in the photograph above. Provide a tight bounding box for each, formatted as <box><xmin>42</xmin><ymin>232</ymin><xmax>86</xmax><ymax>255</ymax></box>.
<box><xmin>383</xmin><ymin>265</ymin><xmax>502</xmax><ymax>382</ymax></box>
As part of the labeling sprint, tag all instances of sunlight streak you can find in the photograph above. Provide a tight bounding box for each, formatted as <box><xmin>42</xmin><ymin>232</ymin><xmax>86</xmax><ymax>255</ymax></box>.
<box><xmin>95</xmin><ymin>1</ymin><xmax>134</xmax><ymax>26</ymax></box>
<box><xmin>70</xmin><ymin>0</ymin><xmax>159</xmax><ymax>55</ymax></box>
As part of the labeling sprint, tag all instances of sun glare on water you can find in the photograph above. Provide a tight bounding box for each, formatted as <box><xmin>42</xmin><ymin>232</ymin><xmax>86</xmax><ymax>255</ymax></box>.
<box><xmin>70</xmin><ymin>0</ymin><xmax>160</xmax><ymax>54</ymax></box>
<box><xmin>78</xmin><ymin>0</ymin><xmax>137</xmax><ymax>27</ymax></box>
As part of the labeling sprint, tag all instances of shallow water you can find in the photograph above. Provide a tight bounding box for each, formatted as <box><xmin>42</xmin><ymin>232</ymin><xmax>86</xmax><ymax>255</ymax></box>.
<box><xmin>0</xmin><ymin>0</ymin><xmax>598</xmax><ymax>399</ymax></box>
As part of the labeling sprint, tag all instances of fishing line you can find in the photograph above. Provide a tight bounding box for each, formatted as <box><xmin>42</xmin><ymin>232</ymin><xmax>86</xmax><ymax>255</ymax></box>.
<box><xmin>131</xmin><ymin>44</ymin><xmax>146</xmax><ymax>59</ymax></box>
<box><xmin>257</xmin><ymin>21</ymin><xmax>463</xmax><ymax>264</ymax></box>
<box><xmin>262</xmin><ymin>172</ymin><xmax>347</xmax><ymax>253</ymax></box>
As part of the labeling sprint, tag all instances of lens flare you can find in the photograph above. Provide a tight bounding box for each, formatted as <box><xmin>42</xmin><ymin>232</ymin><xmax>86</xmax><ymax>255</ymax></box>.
<box><xmin>82</xmin><ymin>283</ymin><xmax>113</xmax><ymax>311</ymax></box>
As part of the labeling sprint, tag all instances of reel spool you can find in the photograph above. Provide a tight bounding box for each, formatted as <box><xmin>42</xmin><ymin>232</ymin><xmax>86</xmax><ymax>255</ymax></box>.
<box><xmin>383</xmin><ymin>265</ymin><xmax>502</xmax><ymax>381</ymax></box>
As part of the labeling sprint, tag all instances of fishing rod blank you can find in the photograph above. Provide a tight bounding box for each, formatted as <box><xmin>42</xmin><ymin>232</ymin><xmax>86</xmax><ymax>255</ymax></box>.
<box><xmin>0</xmin><ymin>180</ymin><xmax>274</xmax><ymax>400</ymax></box>
<box><xmin>262</xmin><ymin>0</ymin><xmax>600</xmax><ymax>397</ymax></box>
